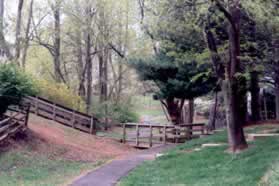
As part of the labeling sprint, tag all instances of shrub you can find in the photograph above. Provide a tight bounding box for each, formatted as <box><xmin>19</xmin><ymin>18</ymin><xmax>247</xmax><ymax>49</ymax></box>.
<box><xmin>35</xmin><ymin>79</ymin><xmax>86</xmax><ymax>112</ymax></box>
<box><xmin>92</xmin><ymin>100</ymin><xmax>139</xmax><ymax>124</ymax></box>
<box><xmin>0</xmin><ymin>64</ymin><xmax>37</xmax><ymax>116</ymax></box>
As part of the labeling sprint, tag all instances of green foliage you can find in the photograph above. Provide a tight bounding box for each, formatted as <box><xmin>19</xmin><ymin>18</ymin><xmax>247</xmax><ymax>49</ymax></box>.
<box><xmin>92</xmin><ymin>99</ymin><xmax>139</xmax><ymax>124</ymax></box>
<box><xmin>35</xmin><ymin>79</ymin><xmax>86</xmax><ymax>112</ymax></box>
<box><xmin>130</xmin><ymin>51</ymin><xmax>217</xmax><ymax>100</ymax></box>
<box><xmin>0</xmin><ymin>64</ymin><xmax>37</xmax><ymax>116</ymax></box>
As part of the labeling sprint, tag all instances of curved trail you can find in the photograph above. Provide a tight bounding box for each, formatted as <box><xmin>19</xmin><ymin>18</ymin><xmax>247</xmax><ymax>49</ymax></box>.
<box><xmin>70</xmin><ymin>144</ymin><xmax>175</xmax><ymax>186</ymax></box>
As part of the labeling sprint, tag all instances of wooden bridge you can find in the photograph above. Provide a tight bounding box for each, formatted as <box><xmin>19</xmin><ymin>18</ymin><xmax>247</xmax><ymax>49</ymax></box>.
<box><xmin>121</xmin><ymin>123</ymin><xmax>208</xmax><ymax>148</ymax></box>
<box><xmin>24</xmin><ymin>96</ymin><xmax>99</xmax><ymax>134</ymax></box>
<box><xmin>0</xmin><ymin>104</ymin><xmax>30</xmax><ymax>143</ymax></box>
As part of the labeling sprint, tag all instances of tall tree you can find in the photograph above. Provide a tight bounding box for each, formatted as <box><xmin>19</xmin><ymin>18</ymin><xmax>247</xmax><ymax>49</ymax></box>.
<box><xmin>15</xmin><ymin>0</ymin><xmax>24</xmax><ymax>63</ymax></box>
<box><xmin>21</xmin><ymin>0</ymin><xmax>34</xmax><ymax>68</ymax></box>
<box><xmin>0</xmin><ymin>0</ymin><xmax>12</xmax><ymax>61</ymax></box>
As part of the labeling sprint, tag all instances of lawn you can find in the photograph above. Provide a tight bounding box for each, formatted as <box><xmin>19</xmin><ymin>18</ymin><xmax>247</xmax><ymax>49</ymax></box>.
<box><xmin>0</xmin><ymin>147</ymin><xmax>102</xmax><ymax>186</ymax></box>
<box><xmin>133</xmin><ymin>95</ymin><xmax>168</xmax><ymax>124</ymax></box>
<box><xmin>120</xmin><ymin>125</ymin><xmax>279</xmax><ymax>186</ymax></box>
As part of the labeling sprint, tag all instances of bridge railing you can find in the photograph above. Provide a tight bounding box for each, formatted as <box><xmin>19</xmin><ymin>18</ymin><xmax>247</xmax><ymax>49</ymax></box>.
<box><xmin>24</xmin><ymin>96</ymin><xmax>98</xmax><ymax>134</ymax></box>
<box><xmin>121</xmin><ymin>122</ymin><xmax>207</xmax><ymax>148</ymax></box>
<box><xmin>0</xmin><ymin>104</ymin><xmax>30</xmax><ymax>142</ymax></box>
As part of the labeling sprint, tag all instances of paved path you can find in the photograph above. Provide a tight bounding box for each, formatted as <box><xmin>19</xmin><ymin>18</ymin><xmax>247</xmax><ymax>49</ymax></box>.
<box><xmin>70</xmin><ymin>145</ymin><xmax>175</xmax><ymax>186</ymax></box>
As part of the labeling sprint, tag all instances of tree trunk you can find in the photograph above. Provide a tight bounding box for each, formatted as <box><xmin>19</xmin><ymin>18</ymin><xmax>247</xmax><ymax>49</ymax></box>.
<box><xmin>15</xmin><ymin>0</ymin><xmax>24</xmax><ymax>63</ymax></box>
<box><xmin>53</xmin><ymin>2</ymin><xmax>62</xmax><ymax>82</ymax></box>
<box><xmin>165</xmin><ymin>98</ymin><xmax>184</xmax><ymax>125</ymax></box>
<box><xmin>250</xmin><ymin>71</ymin><xmax>261</xmax><ymax>121</ymax></box>
<box><xmin>208</xmin><ymin>92</ymin><xmax>218</xmax><ymax>130</ymax></box>
<box><xmin>85</xmin><ymin>34</ymin><xmax>92</xmax><ymax>113</ymax></box>
<box><xmin>274</xmin><ymin>38</ymin><xmax>279</xmax><ymax>120</ymax></box>
<box><xmin>22</xmin><ymin>0</ymin><xmax>34</xmax><ymax>69</ymax></box>
<box><xmin>85</xmin><ymin>5</ymin><xmax>92</xmax><ymax>114</ymax></box>
<box><xmin>187</xmin><ymin>99</ymin><xmax>194</xmax><ymax>124</ymax></box>
<box><xmin>226</xmin><ymin>0</ymin><xmax>248</xmax><ymax>152</ymax></box>
<box><xmin>0</xmin><ymin>0</ymin><xmax>12</xmax><ymax>60</ymax></box>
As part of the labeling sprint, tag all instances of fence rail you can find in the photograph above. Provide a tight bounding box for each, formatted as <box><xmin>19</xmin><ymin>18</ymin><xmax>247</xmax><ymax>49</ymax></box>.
<box><xmin>0</xmin><ymin>104</ymin><xmax>30</xmax><ymax>143</ymax></box>
<box><xmin>23</xmin><ymin>96</ymin><xmax>98</xmax><ymax>134</ymax></box>
<box><xmin>122</xmin><ymin>123</ymin><xmax>207</xmax><ymax>148</ymax></box>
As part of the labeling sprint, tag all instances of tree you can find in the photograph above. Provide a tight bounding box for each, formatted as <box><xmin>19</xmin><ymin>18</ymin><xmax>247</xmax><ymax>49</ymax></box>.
<box><xmin>131</xmin><ymin>51</ymin><xmax>216</xmax><ymax>124</ymax></box>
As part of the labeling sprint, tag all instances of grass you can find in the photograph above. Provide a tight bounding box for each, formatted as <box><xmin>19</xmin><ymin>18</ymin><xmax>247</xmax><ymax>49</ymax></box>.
<box><xmin>0</xmin><ymin>147</ymin><xmax>102</xmax><ymax>186</ymax></box>
<box><xmin>133</xmin><ymin>95</ymin><xmax>168</xmax><ymax>124</ymax></box>
<box><xmin>120</xmin><ymin>125</ymin><xmax>279</xmax><ymax>186</ymax></box>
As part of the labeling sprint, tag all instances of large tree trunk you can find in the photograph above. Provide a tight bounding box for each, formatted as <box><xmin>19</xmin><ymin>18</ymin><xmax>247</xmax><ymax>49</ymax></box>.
<box><xmin>85</xmin><ymin>5</ymin><xmax>93</xmax><ymax>114</ymax></box>
<box><xmin>0</xmin><ymin>0</ymin><xmax>12</xmax><ymax>61</ymax></box>
<box><xmin>274</xmin><ymin>38</ymin><xmax>279</xmax><ymax>120</ymax></box>
<box><xmin>208</xmin><ymin>92</ymin><xmax>218</xmax><ymax>130</ymax></box>
<box><xmin>275</xmin><ymin>87</ymin><xmax>279</xmax><ymax>121</ymax></box>
<box><xmin>76</xmin><ymin>29</ymin><xmax>86</xmax><ymax>100</ymax></box>
<box><xmin>250</xmin><ymin>71</ymin><xmax>261</xmax><ymax>121</ymax></box>
<box><xmin>53</xmin><ymin>2</ymin><xmax>62</xmax><ymax>82</ymax></box>
<box><xmin>85</xmin><ymin>33</ymin><xmax>92</xmax><ymax>114</ymax></box>
<box><xmin>187</xmin><ymin>99</ymin><xmax>194</xmax><ymax>124</ymax></box>
<box><xmin>22</xmin><ymin>0</ymin><xmax>33</xmax><ymax>69</ymax></box>
<box><xmin>165</xmin><ymin>98</ymin><xmax>184</xmax><ymax>125</ymax></box>
<box><xmin>15</xmin><ymin>0</ymin><xmax>24</xmax><ymax>63</ymax></box>
<box><xmin>226</xmin><ymin>0</ymin><xmax>248</xmax><ymax>152</ymax></box>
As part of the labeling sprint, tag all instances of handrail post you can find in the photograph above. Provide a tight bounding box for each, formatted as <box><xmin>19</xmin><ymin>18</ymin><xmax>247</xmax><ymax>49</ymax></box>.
<box><xmin>136</xmin><ymin>125</ymin><xmax>139</xmax><ymax>147</ymax></box>
<box><xmin>72</xmin><ymin>111</ymin><xmax>75</xmax><ymax>128</ymax></box>
<box><xmin>52</xmin><ymin>104</ymin><xmax>56</xmax><ymax>120</ymax></box>
<box><xmin>123</xmin><ymin>123</ymin><xmax>126</xmax><ymax>143</ymax></box>
<box><xmin>163</xmin><ymin>126</ymin><xmax>167</xmax><ymax>145</ymax></box>
<box><xmin>90</xmin><ymin>117</ymin><xmax>95</xmax><ymax>134</ymax></box>
<box><xmin>149</xmin><ymin>125</ymin><xmax>153</xmax><ymax>148</ymax></box>
<box><xmin>35</xmin><ymin>96</ymin><xmax>39</xmax><ymax>115</ymax></box>
<box><xmin>24</xmin><ymin>105</ymin><xmax>31</xmax><ymax>127</ymax></box>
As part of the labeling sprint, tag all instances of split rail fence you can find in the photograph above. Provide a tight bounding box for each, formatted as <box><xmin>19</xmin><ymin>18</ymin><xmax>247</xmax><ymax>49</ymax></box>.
<box><xmin>24</xmin><ymin>96</ymin><xmax>98</xmax><ymax>134</ymax></box>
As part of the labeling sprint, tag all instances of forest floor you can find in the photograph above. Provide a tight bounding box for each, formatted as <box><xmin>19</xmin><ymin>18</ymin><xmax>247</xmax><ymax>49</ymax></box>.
<box><xmin>119</xmin><ymin>124</ymin><xmax>279</xmax><ymax>186</ymax></box>
<box><xmin>0</xmin><ymin>115</ymin><xmax>135</xmax><ymax>186</ymax></box>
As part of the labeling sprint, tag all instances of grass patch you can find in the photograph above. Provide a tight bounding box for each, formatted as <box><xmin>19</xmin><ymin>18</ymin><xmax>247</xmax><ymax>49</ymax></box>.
<box><xmin>0</xmin><ymin>148</ymin><xmax>101</xmax><ymax>186</ymax></box>
<box><xmin>120</xmin><ymin>126</ymin><xmax>279</xmax><ymax>186</ymax></box>
<box><xmin>133</xmin><ymin>95</ymin><xmax>168</xmax><ymax>124</ymax></box>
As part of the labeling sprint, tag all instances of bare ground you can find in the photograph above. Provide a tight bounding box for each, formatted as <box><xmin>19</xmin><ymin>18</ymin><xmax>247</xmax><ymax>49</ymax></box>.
<box><xmin>1</xmin><ymin>114</ymin><xmax>136</xmax><ymax>163</ymax></box>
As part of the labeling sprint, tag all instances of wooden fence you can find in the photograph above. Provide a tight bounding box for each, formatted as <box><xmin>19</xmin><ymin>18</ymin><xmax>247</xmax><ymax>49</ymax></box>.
<box><xmin>122</xmin><ymin>123</ymin><xmax>207</xmax><ymax>148</ymax></box>
<box><xmin>23</xmin><ymin>96</ymin><xmax>98</xmax><ymax>134</ymax></box>
<box><xmin>0</xmin><ymin>104</ymin><xmax>30</xmax><ymax>142</ymax></box>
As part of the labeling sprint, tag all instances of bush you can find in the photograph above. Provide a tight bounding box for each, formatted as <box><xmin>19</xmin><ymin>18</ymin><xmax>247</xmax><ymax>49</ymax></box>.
<box><xmin>92</xmin><ymin>100</ymin><xmax>139</xmax><ymax>124</ymax></box>
<box><xmin>0</xmin><ymin>64</ymin><xmax>37</xmax><ymax>116</ymax></box>
<box><xmin>35</xmin><ymin>79</ymin><xmax>86</xmax><ymax>112</ymax></box>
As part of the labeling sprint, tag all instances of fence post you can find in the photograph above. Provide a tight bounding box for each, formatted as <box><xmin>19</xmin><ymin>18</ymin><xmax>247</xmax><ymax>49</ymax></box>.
<box><xmin>90</xmin><ymin>117</ymin><xmax>95</xmax><ymax>134</ymax></box>
<box><xmin>52</xmin><ymin>104</ymin><xmax>56</xmax><ymax>120</ymax></box>
<box><xmin>163</xmin><ymin>126</ymin><xmax>167</xmax><ymax>145</ymax></box>
<box><xmin>71</xmin><ymin>111</ymin><xmax>75</xmax><ymax>128</ymax></box>
<box><xmin>136</xmin><ymin>125</ymin><xmax>139</xmax><ymax>147</ymax></box>
<box><xmin>149</xmin><ymin>125</ymin><xmax>153</xmax><ymax>148</ymax></box>
<box><xmin>122</xmin><ymin>123</ymin><xmax>126</xmax><ymax>143</ymax></box>
<box><xmin>35</xmin><ymin>97</ymin><xmax>39</xmax><ymax>115</ymax></box>
<box><xmin>24</xmin><ymin>105</ymin><xmax>31</xmax><ymax>127</ymax></box>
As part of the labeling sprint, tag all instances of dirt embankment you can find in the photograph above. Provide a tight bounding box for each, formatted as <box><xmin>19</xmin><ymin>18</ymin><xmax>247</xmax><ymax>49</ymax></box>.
<box><xmin>0</xmin><ymin>115</ymin><xmax>135</xmax><ymax>162</ymax></box>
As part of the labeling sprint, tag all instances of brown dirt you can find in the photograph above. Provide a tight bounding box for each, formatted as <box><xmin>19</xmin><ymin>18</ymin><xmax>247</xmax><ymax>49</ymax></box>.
<box><xmin>1</xmin><ymin>114</ymin><xmax>136</xmax><ymax>162</ymax></box>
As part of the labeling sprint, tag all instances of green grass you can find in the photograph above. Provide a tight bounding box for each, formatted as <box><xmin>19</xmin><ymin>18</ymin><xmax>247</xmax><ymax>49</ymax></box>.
<box><xmin>120</xmin><ymin>126</ymin><xmax>279</xmax><ymax>186</ymax></box>
<box><xmin>133</xmin><ymin>95</ymin><xmax>168</xmax><ymax>124</ymax></box>
<box><xmin>0</xmin><ymin>147</ymin><xmax>102</xmax><ymax>186</ymax></box>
